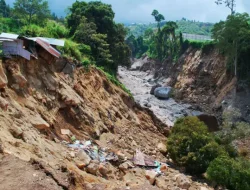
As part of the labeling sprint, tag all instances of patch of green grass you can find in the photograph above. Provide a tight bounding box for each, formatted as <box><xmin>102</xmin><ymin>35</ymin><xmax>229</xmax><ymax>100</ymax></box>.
<box><xmin>182</xmin><ymin>39</ymin><xmax>216</xmax><ymax>53</ymax></box>
<box><xmin>96</xmin><ymin>66</ymin><xmax>133</xmax><ymax>97</ymax></box>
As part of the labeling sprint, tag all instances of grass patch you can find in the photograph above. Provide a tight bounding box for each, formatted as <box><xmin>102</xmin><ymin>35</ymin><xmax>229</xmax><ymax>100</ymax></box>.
<box><xmin>96</xmin><ymin>66</ymin><xmax>133</xmax><ymax>97</ymax></box>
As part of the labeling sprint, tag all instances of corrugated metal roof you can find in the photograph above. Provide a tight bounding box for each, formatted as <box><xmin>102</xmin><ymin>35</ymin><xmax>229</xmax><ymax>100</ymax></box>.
<box><xmin>0</xmin><ymin>33</ymin><xmax>19</xmax><ymax>40</ymax></box>
<box><xmin>43</xmin><ymin>38</ymin><xmax>65</xmax><ymax>47</ymax></box>
<box><xmin>0</xmin><ymin>39</ymin><xmax>15</xmax><ymax>42</ymax></box>
<box><xmin>28</xmin><ymin>37</ymin><xmax>64</xmax><ymax>46</ymax></box>
<box><xmin>35</xmin><ymin>38</ymin><xmax>61</xmax><ymax>58</ymax></box>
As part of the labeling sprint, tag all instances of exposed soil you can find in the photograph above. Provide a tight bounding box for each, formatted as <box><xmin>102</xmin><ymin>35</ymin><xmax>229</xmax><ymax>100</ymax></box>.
<box><xmin>0</xmin><ymin>56</ymin><xmax>213</xmax><ymax>190</ymax></box>
<box><xmin>0</xmin><ymin>155</ymin><xmax>70</xmax><ymax>190</ymax></box>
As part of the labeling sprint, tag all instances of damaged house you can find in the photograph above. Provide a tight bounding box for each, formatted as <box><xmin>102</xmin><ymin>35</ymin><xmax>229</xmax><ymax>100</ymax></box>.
<box><xmin>0</xmin><ymin>32</ymin><xmax>64</xmax><ymax>64</ymax></box>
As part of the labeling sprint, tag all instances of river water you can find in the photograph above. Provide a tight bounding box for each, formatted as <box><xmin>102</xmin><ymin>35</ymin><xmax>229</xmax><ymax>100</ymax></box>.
<box><xmin>118</xmin><ymin>66</ymin><xmax>201</xmax><ymax>127</ymax></box>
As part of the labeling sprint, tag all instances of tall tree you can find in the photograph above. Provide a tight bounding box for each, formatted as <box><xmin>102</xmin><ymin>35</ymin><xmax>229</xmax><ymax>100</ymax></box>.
<box><xmin>13</xmin><ymin>0</ymin><xmax>50</xmax><ymax>25</ymax></box>
<box><xmin>68</xmin><ymin>1</ymin><xmax>130</xmax><ymax>73</ymax></box>
<box><xmin>0</xmin><ymin>0</ymin><xmax>10</xmax><ymax>17</ymax></box>
<box><xmin>215</xmin><ymin>0</ymin><xmax>236</xmax><ymax>15</ymax></box>
<box><xmin>212</xmin><ymin>13</ymin><xmax>250</xmax><ymax>78</ymax></box>
<box><xmin>151</xmin><ymin>9</ymin><xmax>165</xmax><ymax>30</ymax></box>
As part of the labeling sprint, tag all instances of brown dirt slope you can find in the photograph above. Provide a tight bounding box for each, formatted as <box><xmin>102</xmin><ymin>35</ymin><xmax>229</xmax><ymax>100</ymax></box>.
<box><xmin>0</xmin><ymin>57</ymin><xmax>212</xmax><ymax>190</ymax></box>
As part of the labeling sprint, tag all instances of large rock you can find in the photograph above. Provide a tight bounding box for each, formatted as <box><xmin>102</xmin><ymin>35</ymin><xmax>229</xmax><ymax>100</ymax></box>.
<box><xmin>86</xmin><ymin>162</ymin><xmax>99</xmax><ymax>175</ymax></box>
<box><xmin>31</xmin><ymin>115</ymin><xmax>50</xmax><ymax>130</ymax></box>
<box><xmin>0</xmin><ymin>62</ymin><xmax>7</xmax><ymax>88</ymax></box>
<box><xmin>192</xmin><ymin>112</ymin><xmax>219</xmax><ymax>132</ymax></box>
<box><xmin>76</xmin><ymin>150</ymin><xmax>91</xmax><ymax>166</ymax></box>
<box><xmin>157</xmin><ymin>142</ymin><xmax>167</xmax><ymax>154</ymax></box>
<box><xmin>154</xmin><ymin>87</ymin><xmax>172</xmax><ymax>99</ymax></box>
<box><xmin>175</xmin><ymin>174</ymin><xmax>191</xmax><ymax>189</ymax></box>
<box><xmin>150</xmin><ymin>84</ymin><xmax>162</xmax><ymax>95</ymax></box>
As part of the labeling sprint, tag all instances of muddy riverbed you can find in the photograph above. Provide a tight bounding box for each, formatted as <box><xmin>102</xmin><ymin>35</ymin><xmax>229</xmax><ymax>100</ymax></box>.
<box><xmin>118</xmin><ymin>66</ymin><xmax>202</xmax><ymax>127</ymax></box>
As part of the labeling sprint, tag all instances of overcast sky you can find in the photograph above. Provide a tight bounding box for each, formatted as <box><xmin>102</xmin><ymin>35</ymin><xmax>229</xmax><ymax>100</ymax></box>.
<box><xmin>6</xmin><ymin>0</ymin><xmax>250</xmax><ymax>23</ymax></box>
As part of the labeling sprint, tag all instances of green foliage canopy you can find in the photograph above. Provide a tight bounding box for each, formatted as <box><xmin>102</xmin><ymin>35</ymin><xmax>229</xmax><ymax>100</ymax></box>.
<box><xmin>212</xmin><ymin>13</ymin><xmax>250</xmax><ymax>78</ymax></box>
<box><xmin>13</xmin><ymin>0</ymin><xmax>50</xmax><ymax>25</ymax></box>
<box><xmin>167</xmin><ymin>116</ymin><xmax>226</xmax><ymax>174</ymax></box>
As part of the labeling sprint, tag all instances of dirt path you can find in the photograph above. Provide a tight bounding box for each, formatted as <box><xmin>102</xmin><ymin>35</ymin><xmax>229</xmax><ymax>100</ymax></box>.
<box><xmin>118</xmin><ymin>66</ymin><xmax>201</xmax><ymax>127</ymax></box>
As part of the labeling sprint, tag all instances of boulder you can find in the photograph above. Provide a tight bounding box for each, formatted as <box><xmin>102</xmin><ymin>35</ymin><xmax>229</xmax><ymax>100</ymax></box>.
<box><xmin>192</xmin><ymin>112</ymin><xmax>219</xmax><ymax>132</ymax></box>
<box><xmin>0</xmin><ymin>62</ymin><xmax>7</xmax><ymax>88</ymax></box>
<box><xmin>150</xmin><ymin>84</ymin><xmax>162</xmax><ymax>95</ymax></box>
<box><xmin>175</xmin><ymin>174</ymin><xmax>191</xmax><ymax>189</ymax></box>
<box><xmin>157</xmin><ymin>142</ymin><xmax>167</xmax><ymax>154</ymax></box>
<box><xmin>76</xmin><ymin>150</ymin><xmax>91</xmax><ymax>166</ymax></box>
<box><xmin>31</xmin><ymin>115</ymin><xmax>50</xmax><ymax>130</ymax></box>
<box><xmin>86</xmin><ymin>162</ymin><xmax>99</xmax><ymax>175</ymax></box>
<box><xmin>119</xmin><ymin>161</ymin><xmax>134</xmax><ymax>171</ymax></box>
<box><xmin>154</xmin><ymin>87</ymin><xmax>172</xmax><ymax>99</ymax></box>
<box><xmin>145</xmin><ymin>170</ymin><xmax>158</xmax><ymax>185</ymax></box>
<box><xmin>0</xmin><ymin>97</ymin><xmax>8</xmax><ymax>111</ymax></box>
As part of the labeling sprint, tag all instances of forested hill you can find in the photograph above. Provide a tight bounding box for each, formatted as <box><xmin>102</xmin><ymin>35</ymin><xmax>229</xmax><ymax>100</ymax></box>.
<box><xmin>127</xmin><ymin>19</ymin><xmax>214</xmax><ymax>37</ymax></box>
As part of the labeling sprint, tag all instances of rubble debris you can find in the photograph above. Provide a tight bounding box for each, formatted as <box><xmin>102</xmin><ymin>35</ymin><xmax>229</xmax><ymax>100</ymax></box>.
<box><xmin>68</xmin><ymin>140</ymin><xmax>119</xmax><ymax>164</ymax></box>
<box><xmin>133</xmin><ymin>149</ymin><xmax>156</xmax><ymax>167</ymax></box>
<box><xmin>145</xmin><ymin>170</ymin><xmax>159</xmax><ymax>185</ymax></box>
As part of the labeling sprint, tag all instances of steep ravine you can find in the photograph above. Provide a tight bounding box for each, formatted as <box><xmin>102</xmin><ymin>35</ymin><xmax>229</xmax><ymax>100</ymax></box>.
<box><xmin>125</xmin><ymin>47</ymin><xmax>242</xmax><ymax>124</ymax></box>
<box><xmin>0</xmin><ymin>57</ymin><xmax>213</xmax><ymax>190</ymax></box>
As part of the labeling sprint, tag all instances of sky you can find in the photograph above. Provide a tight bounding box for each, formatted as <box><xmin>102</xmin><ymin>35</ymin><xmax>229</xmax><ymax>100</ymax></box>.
<box><xmin>6</xmin><ymin>0</ymin><xmax>250</xmax><ymax>23</ymax></box>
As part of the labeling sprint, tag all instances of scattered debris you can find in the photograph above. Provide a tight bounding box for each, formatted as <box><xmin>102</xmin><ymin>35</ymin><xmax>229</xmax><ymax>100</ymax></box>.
<box><xmin>61</xmin><ymin>129</ymin><xmax>71</xmax><ymax>135</ymax></box>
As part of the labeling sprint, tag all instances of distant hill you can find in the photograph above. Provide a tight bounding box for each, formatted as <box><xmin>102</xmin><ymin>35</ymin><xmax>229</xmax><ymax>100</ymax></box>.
<box><xmin>126</xmin><ymin>19</ymin><xmax>214</xmax><ymax>37</ymax></box>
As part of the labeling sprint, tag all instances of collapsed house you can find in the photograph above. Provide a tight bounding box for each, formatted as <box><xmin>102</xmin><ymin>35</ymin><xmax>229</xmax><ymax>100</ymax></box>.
<box><xmin>0</xmin><ymin>32</ymin><xmax>65</xmax><ymax>64</ymax></box>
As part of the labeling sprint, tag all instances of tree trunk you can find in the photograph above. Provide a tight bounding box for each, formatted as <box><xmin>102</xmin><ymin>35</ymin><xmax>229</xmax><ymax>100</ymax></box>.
<box><xmin>234</xmin><ymin>42</ymin><xmax>238</xmax><ymax>77</ymax></box>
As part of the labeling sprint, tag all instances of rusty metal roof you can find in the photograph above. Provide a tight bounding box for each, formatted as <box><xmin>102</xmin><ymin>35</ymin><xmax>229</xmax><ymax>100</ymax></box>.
<box><xmin>35</xmin><ymin>38</ymin><xmax>61</xmax><ymax>58</ymax></box>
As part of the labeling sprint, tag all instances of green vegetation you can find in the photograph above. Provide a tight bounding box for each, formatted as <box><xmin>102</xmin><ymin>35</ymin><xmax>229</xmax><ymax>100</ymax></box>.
<box><xmin>207</xmin><ymin>156</ymin><xmax>250</xmax><ymax>190</ymax></box>
<box><xmin>0</xmin><ymin>0</ymin><xmax>131</xmax><ymax>76</ymax></box>
<box><xmin>0</xmin><ymin>0</ymin><xmax>132</xmax><ymax>97</ymax></box>
<box><xmin>96</xmin><ymin>66</ymin><xmax>132</xmax><ymax>97</ymax></box>
<box><xmin>212</xmin><ymin>13</ymin><xmax>250</xmax><ymax>79</ymax></box>
<box><xmin>126</xmin><ymin>10</ymin><xmax>181</xmax><ymax>61</ymax></box>
<box><xmin>127</xmin><ymin>19</ymin><xmax>214</xmax><ymax>38</ymax></box>
<box><xmin>167</xmin><ymin>112</ymin><xmax>250</xmax><ymax>189</ymax></box>
<box><xmin>67</xmin><ymin>1</ymin><xmax>130</xmax><ymax>74</ymax></box>
<box><xmin>167</xmin><ymin>116</ymin><xmax>226</xmax><ymax>174</ymax></box>
<box><xmin>13</xmin><ymin>0</ymin><xmax>50</xmax><ymax>25</ymax></box>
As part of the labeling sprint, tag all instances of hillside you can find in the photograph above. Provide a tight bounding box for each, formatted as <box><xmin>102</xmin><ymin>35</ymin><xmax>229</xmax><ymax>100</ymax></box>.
<box><xmin>127</xmin><ymin>19</ymin><xmax>214</xmax><ymax>37</ymax></box>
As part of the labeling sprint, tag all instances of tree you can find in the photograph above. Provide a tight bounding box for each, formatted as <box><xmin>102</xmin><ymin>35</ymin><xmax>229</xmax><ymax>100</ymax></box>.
<box><xmin>0</xmin><ymin>0</ymin><xmax>10</xmax><ymax>17</ymax></box>
<box><xmin>212</xmin><ymin>13</ymin><xmax>250</xmax><ymax>78</ymax></box>
<box><xmin>167</xmin><ymin>116</ymin><xmax>226</xmax><ymax>174</ymax></box>
<box><xmin>13</xmin><ymin>0</ymin><xmax>50</xmax><ymax>25</ymax></box>
<box><xmin>151</xmin><ymin>9</ymin><xmax>165</xmax><ymax>30</ymax></box>
<box><xmin>215</xmin><ymin>0</ymin><xmax>236</xmax><ymax>15</ymax></box>
<box><xmin>68</xmin><ymin>1</ymin><xmax>130</xmax><ymax>74</ymax></box>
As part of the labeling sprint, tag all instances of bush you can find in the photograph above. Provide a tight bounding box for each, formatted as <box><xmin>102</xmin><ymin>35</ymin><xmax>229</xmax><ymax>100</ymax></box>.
<box><xmin>207</xmin><ymin>156</ymin><xmax>250</xmax><ymax>190</ymax></box>
<box><xmin>20</xmin><ymin>20</ymin><xmax>69</xmax><ymax>38</ymax></box>
<box><xmin>167</xmin><ymin>116</ymin><xmax>226</xmax><ymax>174</ymax></box>
<box><xmin>182</xmin><ymin>40</ymin><xmax>215</xmax><ymax>53</ymax></box>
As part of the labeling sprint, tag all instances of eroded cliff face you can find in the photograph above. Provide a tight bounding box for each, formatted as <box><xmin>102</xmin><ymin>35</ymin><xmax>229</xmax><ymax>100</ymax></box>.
<box><xmin>0</xmin><ymin>57</ymin><xmax>212</xmax><ymax>190</ymax></box>
<box><xmin>140</xmin><ymin>48</ymin><xmax>236</xmax><ymax>120</ymax></box>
